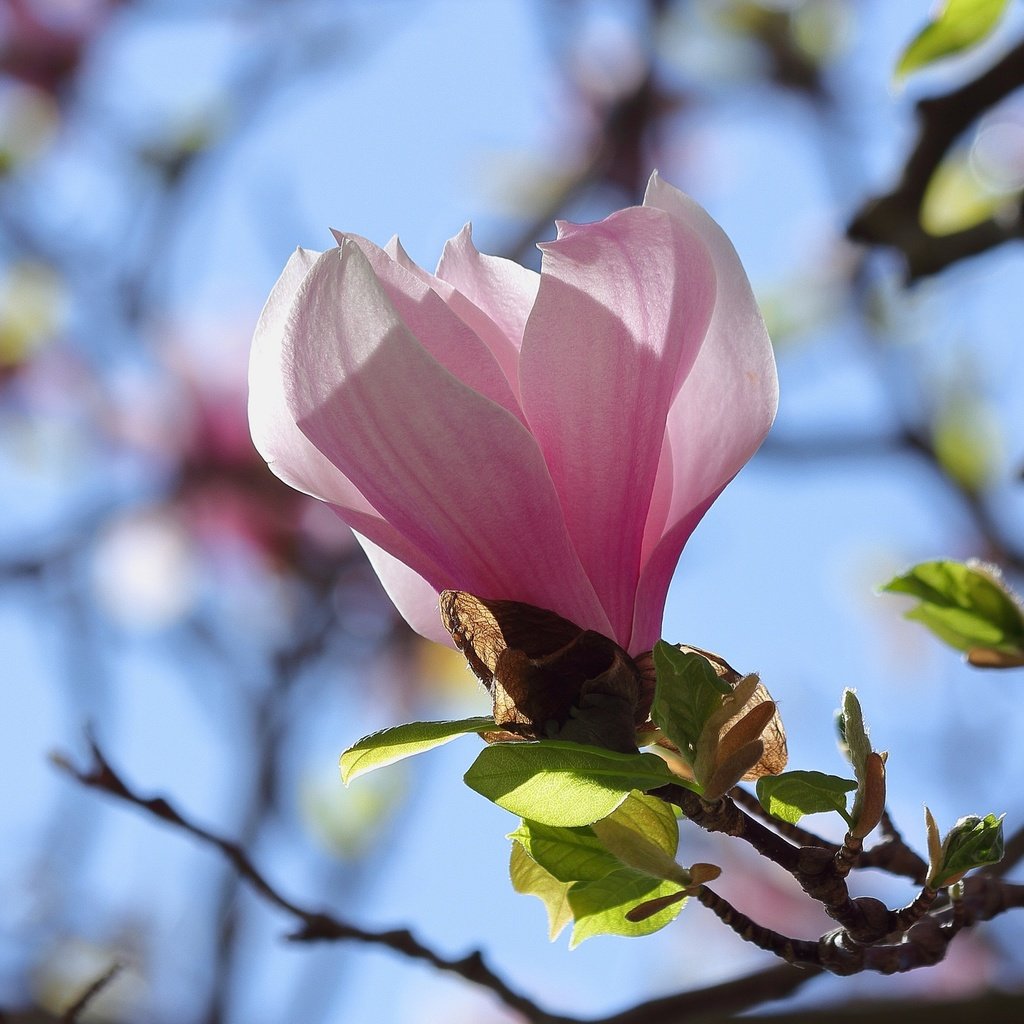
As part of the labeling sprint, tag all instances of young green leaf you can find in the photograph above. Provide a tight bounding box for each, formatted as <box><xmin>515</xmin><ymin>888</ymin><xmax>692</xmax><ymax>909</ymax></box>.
<box><xmin>463</xmin><ymin>741</ymin><xmax>682</xmax><ymax>827</ymax></box>
<box><xmin>509</xmin><ymin>792</ymin><xmax>705</xmax><ymax>944</ymax></box>
<box><xmin>929</xmin><ymin>812</ymin><xmax>1005</xmax><ymax>888</ymax></box>
<box><xmin>567</xmin><ymin>868</ymin><xmax>687</xmax><ymax>946</ymax></box>
<box><xmin>882</xmin><ymin>560</ymin><xmax>1024</xmax><ymax>664</ymax></box>
<box><xmin>756</xmin><ymin>770</ymin><xmax>857</xmax><ymax>826</ymax></box>
<box><xmin>600</xmin><ymin>792</ymin><xmax>679</xmax><ymax>859</ymax></box>
<box><xmin>650</xmin><ymin>643</ymin><xmax>730</xmax><ymax>766</ymax></box>
<box><xmin>896</xmin><ymin>0</ymin><xmax>1010</xmax><ymax>79</ymax></box>
<box><xmin>340</xmin><ymin>717</ymin><xmax>498</xmax><ymax>784</ymax></box>
<box><xmin>509</xmin><ymin>841</ymin><xmax>573</xmax><ymax>940</ymax></box>
<box><xmin>590</xmin><ymin>793</ymin><xmax>689</xmax><ymax>885</ymax></box>
<box><xmin>511</xmin><ymin>791</ymin><xmax>681</xmax><ymax>885</ymax></box>
<box><xmin>509</xmin><ymin>820</ymin><xmax>620</xmax><ymax>883</ymax></box>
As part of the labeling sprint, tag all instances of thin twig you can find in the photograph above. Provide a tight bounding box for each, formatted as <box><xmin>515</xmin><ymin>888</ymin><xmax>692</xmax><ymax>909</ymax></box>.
<box><xmin>59</xmin><ymin>962</ymin><xmax>122</xmax><ymax>1024</ymax></box>
<box><xmin>50</xmin><ymin>734</ymin><xmax>835</xmax><ymax>1024</ymax></box>
<box><xmin>592</xmin><ymin>962</ymin><xmax>823</xmax><ymax>1024</ymax></box>
<box><xmin>848</xmin><ymin>36</ymin><xmax>1024</xmax><ymax>279</ymax></box>
<box><xmin>729</xmin><ymin>785</ymin><xmax>839</xmax><ymax>851</ymax></box>
<box><xmin>52</xmin><ymin>737</ymin><xmax>571</xmax><ymax>1024</ymax></box>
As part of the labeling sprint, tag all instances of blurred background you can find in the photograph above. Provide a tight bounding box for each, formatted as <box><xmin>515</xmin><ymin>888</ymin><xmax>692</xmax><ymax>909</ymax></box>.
<box><xmin>2</xmin><ymin>0</ymin><xmax>1024</xmax><ymax>1021</ymax></box>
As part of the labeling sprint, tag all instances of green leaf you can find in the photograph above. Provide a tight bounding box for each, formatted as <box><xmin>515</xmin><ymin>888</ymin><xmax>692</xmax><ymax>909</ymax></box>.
<box><xmin>919</xmin><ymin>149</ymin><xmax>1009</xmax><ymax>237</ymax></box>
<box><xmin>896</xmin><ymin>0</ymin><xmax>1010</xmax><ymax>78</ymax></box>
<box><xmin>882</xmin><ymin>560</ymin><xmax>1024</xmax><ymax>659</ymax></box>
<box><xmin>756</xmin><ymin>770</ymin><xmax>857</xmax><ymax>826</ymax></box>
<box><xmin>509</xmin><ymin>841</ymin><xmax>573</xmax><ymax>940</ymax></box>
<box><xmin>464</xmin><ymin>741</ymin><xmax>681</xmax><ymax>827</ymax></box>
<box><xmin>933</xmin><ymin>813</ymin><xmax>1005</xmax><ymax>887</ymax></box>
<box><xmin>589</xmin><ymin>792</ymin><xmax>688</xmax><ymax>884</ymax></box>
<box><xmin>931</xmin><ymin>389</ymin><xmax>1002</xmax><ymax>491</ymax></box>
<box><xmin>599</xmin><ymin>791</ymin><xmax>679</xmax><ymax>858</ymax></box>
<box><xmin>340</xmin><ymin>717</ymin><xmax>497</xmax><ymax>784</ymax></box>
<box><xmin>568</xmin><ymin>869</ymin><xmax>686</xmax><ymax>946</ymax></box>
<box><xmin>650</xmin><ymin>643</ymin><xmax>731</xmax><ymax>767</ymax></box>
<box><xmin>509</xmin><ymin>793</ymin><xmax>696</xmax><ymax>943</ymax></box>
<box><xmin>509</xmin><ymin>820</ymin><xmax>620</xmax><ymax>883</ymax></box>
<box><xmin>511</xmin><ymin>794</ymin><xmax>684</xmax><ymax>887</ymax></box>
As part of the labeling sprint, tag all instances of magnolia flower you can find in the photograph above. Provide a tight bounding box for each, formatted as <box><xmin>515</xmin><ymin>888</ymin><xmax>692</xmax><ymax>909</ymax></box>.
<box><xmin>249</xmin><ymin>172</ymin><xmax>777</xmax><ymax>657</ymax></box>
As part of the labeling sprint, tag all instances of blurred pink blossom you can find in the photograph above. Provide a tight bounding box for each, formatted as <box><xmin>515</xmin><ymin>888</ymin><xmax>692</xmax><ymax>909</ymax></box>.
<box><xmin>250</xmin><ymin>172</ymin><xmax>777</xmax><ymax>653</ymax></box>
<box><xmin>0</xmin><ymin>0</ymin><xmax>116</xmax><ymax>94</ymax></box>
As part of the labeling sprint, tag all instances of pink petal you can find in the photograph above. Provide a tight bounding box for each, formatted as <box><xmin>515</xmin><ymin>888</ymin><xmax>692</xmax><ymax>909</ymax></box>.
<box><xmin>630</xmin><ymin>490</ymin><xmax>723</xmax><ymax>654</ymax></box>
<box><xmin>331</xmin><ymin>231</ymin><xmax>523</xmax><ymax>423</ymax></box>
<box><xmin>384</xmin><ymin>233</ymin><xmax>524</xmax><ymax>404</ymax></box>
<box><xmin>351</xmin><ymin>529</ymin><xmax>454</xmax><ymax>646</ymax></box>
<box><xmin>436</xmin><ymin>224</ymin><xmax>539</xmax><ymax>352</ymax></box>
<box><xmin>251</xmin><ymin>248</ymin><xmax>456</xmax><ymax>598</ymax></box>
<box><xmin>518</xmin><ymin>205</ymin><xmax>717</xmax><ymax>650</ymax></box>
<box><xmin>284</xmin><ymin>241</ymin><xmax>611</xmax><ymax>636</ymax></box>
<box><xmin>249</xmin><ymin>247</ymin><xmax>376</xmax><ymax>514</ymax></box>
<box><xmin>629</xmin><ymin>172</ymin><xmax>778</xmax><ymax>652</ymax></box>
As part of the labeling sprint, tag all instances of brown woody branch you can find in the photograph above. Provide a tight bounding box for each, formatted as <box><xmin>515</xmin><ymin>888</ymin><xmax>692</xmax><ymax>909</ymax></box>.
<box><xmin>58</xmin><ymin>963</ymin><xmax>122</xmax><ymax>1024</ymax></box>
<box><xmin>848</xmin><ymin>36</ymin><xmax>1024</xmax><ymax>280</ymax></box>
<box><xmin>53</xmin><ymin>733</ymin><xmax>1024</xmax><ymax>1023</ymax></box>
<box><xmin>53</xmin><ymin>736</ymin><xmax>571</xmax><ymax>1024</ymax></box>
<box><xmin>697</xmin><ymin>872</ymin><xmax>1024</xmax><ymax>978</ymax></box>
<box><xmin>729</xmin><ymin>784</ymin><xmax>839</xmax><ymax>851</ymax></box>
<box><xmin>52</xmin><ymin>734</ymin><xmax>831</xmax><ymax>1024</ymax></box>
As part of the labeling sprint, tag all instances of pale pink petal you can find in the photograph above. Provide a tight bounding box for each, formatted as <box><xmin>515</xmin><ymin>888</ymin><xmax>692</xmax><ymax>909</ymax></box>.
<box><xmin>330</xmin><ymin>231</ymin><xmax>523</xmax><ymax>422</ymax></box>
<box><xmin>351</xmin><ymin>529</ymin><xmax>453</xmax><ymax>645</ymax></box>
<box><xmin>249</xmin><ymin>247</ymin><xmax>376</xmax><ymax>515</ymax></box>
<box><xmin>384</xmin><ymin>233</ymin><xmax>523</xmax><ymax>404</ymax></box>
<box><xmin>284</xmin><ymin>241</ymin><xmax>611</xmax><ymax>636</ymax></box>
<box><xmin>630</xmin><ymin>491</ymin><xmax>722</xmax><ymax>654</ymax></box>
<box><xmin>518</xmin><ymin>205</ymin><xmax>716</xmax><ymax>650</ymax></box>
<box><xmin>250</xmin><ymin>249</ymin><xmax>449</xmax><ymax>581</ymax></box>
<box><xmin>436</xmin><ymin>225</ymin><xmax>539</xmax><ymax>353</ymax></box>
<box><xmin>629</xmin><ymin>172</ymin><xmax>778</xmax><ymax>651</ymax></box>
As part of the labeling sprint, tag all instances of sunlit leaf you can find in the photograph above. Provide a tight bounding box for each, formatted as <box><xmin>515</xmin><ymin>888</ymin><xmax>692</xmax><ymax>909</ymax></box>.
<box><xmin>756</xmin><ymin>770</ymin><xmax>857</xmax><ymax>826</ymax></box>
<box><xmin>896</xmin><ymin>0</ymin><xmax>1010</xmax><ymax>78</ymax></box>
<box><xmin>650</xmin><ymin>643</ymin><xmax>730</xmax><ymax>767</ymax></box>
<box><xmin>568</xmin><ymin>869</ymin><xmax>686</xmax><ymax>946</ymax></box>
<box><xmin>509</xmin><ymin>792</ymin><xmax>693</xmax><ymax>943</ymax></box>
<box><xmin>928</xmin><ymin>812</ymin><xmax>1005</xmax><ymax>888</ymax></box>
<box><xmin>920</xmin><ymin>148</ymin><xmax>1007</xmax><ymax>237</ymax></box>
<box><xmin>931</xmin><ymin>388</ymin><xmax>1002</xmax><ymax>490</ymax></box>
<box><xmin>509</xmin><ymin>841</ymin><xmax>573</xmax><ymax>940</ymax></box>
<box><xmin>510</xmin><ymin>792</ymin><xmax>681</xmax><ymax>884</ymax></box>
<box><xmin>340</xmin><ymin>717</ymin><xmax>497</xmax><ymax>784</ymax></box>
<box><xmin>882</xmin><ymin>560</ymin><xmax>1024</xmax><ymax>662</ymax></box>
<box><xmin>464</xmin><ymin>741</ymin><xmax>682</xmax><ymax>826</ymax></box>
<box><xmin>590</xmin><ymin>792</ymin><xmax>689</xmax><ymax>885</ymax></box>
<box><xmin>509</xmin><ymin>820</ymin><xmax>620</xmax><ymax>883</ymax></box>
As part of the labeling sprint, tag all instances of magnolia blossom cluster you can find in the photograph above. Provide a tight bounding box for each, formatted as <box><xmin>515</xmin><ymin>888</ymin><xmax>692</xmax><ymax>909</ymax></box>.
<box><xmin>249</xmin><ymin>173</ymin><xmax>777</xmax><ymax>654</ymax></box>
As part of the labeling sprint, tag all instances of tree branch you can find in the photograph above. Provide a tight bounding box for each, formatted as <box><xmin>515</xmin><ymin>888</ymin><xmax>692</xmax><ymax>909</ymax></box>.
<box><xmin>50</xmin><ymin>734</ymin><xmax>836</xmax><ymax>1023</ymax></box>
<box><xmin>51</xmin><ymin>736</ymin><xmax>572</xmax><ymax>1024</ymax></box>
<box><xmin>58</xmin><ymin>963</ymin><xmax>122</xmax><ymax>1024</ymax></box>
<box><xmin>848</xmin><ymin>37</ymin><xmax>1024</xmax><ymax>280</ymax></box>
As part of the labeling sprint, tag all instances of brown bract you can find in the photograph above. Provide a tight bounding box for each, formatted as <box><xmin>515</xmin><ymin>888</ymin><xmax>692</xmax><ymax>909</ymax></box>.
<box><xmin>639</xmin><ymin>643</ymin><xmax>788</xmax><ymax>781</ymax></box>
<box><xmin>439</xmin><ymin>590</ymin><xmax>646</xmax><ymax>752</ymax></box>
